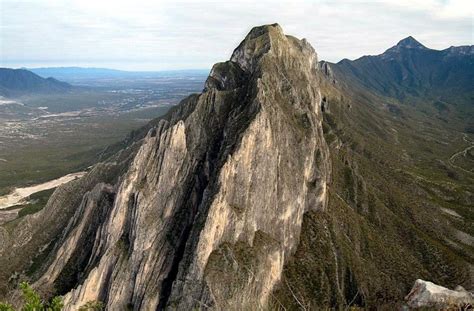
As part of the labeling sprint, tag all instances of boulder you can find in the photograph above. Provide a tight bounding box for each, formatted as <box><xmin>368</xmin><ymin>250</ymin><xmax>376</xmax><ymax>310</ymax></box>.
<box><xmin>405</xmin><ymin>279</ymin><xmax>473</xmax><ymax>309</ymax></box>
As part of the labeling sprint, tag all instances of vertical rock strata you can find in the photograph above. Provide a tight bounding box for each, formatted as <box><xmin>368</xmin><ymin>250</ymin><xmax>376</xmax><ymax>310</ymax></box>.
<box><xmin>35</xmin><ymin>24</ymin><xmax>330</xmax><ymax>309</ymax></box>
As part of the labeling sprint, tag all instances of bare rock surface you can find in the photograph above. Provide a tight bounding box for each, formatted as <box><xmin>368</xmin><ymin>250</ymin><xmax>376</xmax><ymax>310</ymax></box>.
<box><xmin>405</xmin><ymin>279</ymin><xmax>474</xmax><ymax>309</ymax></box>
<box><xmin>21</xmin><ymin>24</ymin><xmax>331</xmax><ymax>310</ymax></box>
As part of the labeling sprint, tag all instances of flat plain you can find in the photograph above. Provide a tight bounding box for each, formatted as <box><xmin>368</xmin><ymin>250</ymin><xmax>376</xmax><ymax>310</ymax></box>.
<box><xmin>0</xmin><ymin>72</ymin><xmax>206</xmax><ymax>196</ymax></box>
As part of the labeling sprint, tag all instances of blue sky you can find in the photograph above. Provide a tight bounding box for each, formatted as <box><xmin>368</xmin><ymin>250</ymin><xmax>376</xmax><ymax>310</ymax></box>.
<box><xmin>0</xmin><ymin>0</ymin><xmax>472</xmax><ymax>70</ymax></box>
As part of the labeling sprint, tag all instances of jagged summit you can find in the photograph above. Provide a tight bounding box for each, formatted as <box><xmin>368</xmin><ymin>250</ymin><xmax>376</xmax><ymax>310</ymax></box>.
<box><xmin>205</xmin><ymin>23</ymin><xmax>318</xmax><ymax>92</ymax></box>
<box><xmin>230</xmin><ymin>23</ymin><xmax>317</xmax><ymax>72</ymax></box>
<box><xmin>230</xmin><ymin>23</ymin><xmax>282</xmax><ymax>72</ymax></box>
<box><xmin>396</xmin><ymin>36</ymin><xmax>426</xmax><ymax>49</ymax></box>
<box><xmin>242</xmin><ymin>23</ymin><xmax>284</xmax><ymax>40</ymax></box>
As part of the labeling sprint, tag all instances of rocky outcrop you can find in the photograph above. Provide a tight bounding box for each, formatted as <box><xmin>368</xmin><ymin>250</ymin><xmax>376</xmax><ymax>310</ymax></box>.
<box><xmin>0</xmin><ymin>150</ymin><xmax>135</xmax><ymax>300</ymax></box>
<box><xmin>26</xmin><ymin>24</ymin><xmax>330</xmax><ymax>310</ymax></box>
<box><xmin>34</xmin><ymin>183</ymin><xmax>116</xmax><ymax>296</ymax></box>
<box><xmin>405</xmin><ymin>279</ymin><xmax>473</xmax><ymax>309</ymax></box>
<box><xmin>317</xmin><ymin>61</ymin><xmax>336</xmax><ymax>84</ymax></box>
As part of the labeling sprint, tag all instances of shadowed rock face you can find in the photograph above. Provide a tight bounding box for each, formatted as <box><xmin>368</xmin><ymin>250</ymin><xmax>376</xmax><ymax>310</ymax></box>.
<box><xmin>0</xmin><ymin>155</ymin><xmax>135</xmax><ymax>299</ymax></box>
<box><xmin>27</xmin><ymin>24</ymin><xmax>330</xmax><ymax>310</ymax></box>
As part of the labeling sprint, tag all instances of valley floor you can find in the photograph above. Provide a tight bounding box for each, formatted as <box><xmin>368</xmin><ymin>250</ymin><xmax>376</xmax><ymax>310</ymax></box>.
<box><xmin>0</xmin><ymin>74</ymin><xmax>206</xmax><ymax>224</ymax></box>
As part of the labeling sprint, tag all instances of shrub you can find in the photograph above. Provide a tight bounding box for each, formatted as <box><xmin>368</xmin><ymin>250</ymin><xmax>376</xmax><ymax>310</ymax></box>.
<box><xmin>0</xmin><ymin>282</ymin><xmax>63</xmax><ymax>311</ymax></box>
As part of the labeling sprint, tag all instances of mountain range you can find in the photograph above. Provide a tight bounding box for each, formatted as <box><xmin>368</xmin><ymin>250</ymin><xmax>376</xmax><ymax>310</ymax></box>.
<box><xmin>0</xmin><ymin>24</ymin><xmax>472</xmax><ymax>310</ymax></box>
<box><xmin>28</xmin><ymin>67</ymin><xmax>209</xmax><ymax>82</ymax></box>
<box><xmin>333</xmin><ymin>36</ymin><xmax>473</xmax><ymax>99</ymax></box>
<box><xmin>322</xmin><ymin>35</ymin><xmax>474</xmax><ymax>135</ymax></box>
<box><xmin>0</xmin><ymin>68</ymin><xmax>71</xmax><ymax>97</ymax></box>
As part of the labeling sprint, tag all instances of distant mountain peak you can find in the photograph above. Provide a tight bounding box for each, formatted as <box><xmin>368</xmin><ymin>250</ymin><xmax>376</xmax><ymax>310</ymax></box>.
<box><xmin>0</xmin><ymin>68</ymin><xmax>71</xmax><ymax>97</ymax></box>
<box><xmin>380</xmin><ymin>36</ymin><xmax>428</xmax><ymax>58</ymax></box>
<box><xmin>395</xmin><ymin>36</ymin><xmax>426</xmax><ymax>49</ymax></box>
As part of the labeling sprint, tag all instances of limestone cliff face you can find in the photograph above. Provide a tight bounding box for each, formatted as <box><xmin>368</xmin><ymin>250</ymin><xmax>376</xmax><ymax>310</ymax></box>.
<box><xmin>34</xmin><ymin>24</ymin><xmax>330</xmax><ymax>310</ymax></box>
<box><xmin>0</xmin><ymin>152</ymin><xmax>135</xmax><ymax>298</ymax></box>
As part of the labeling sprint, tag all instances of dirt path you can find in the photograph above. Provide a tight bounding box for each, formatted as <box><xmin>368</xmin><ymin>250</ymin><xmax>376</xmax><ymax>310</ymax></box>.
<box><xmin>0</xmin><ymin>172</ymin><xmax>86</xmax><ymax>209</ymax></box>
<box><xmin>448</xmin><ymin>133</ymin><xmax>473</xmax><ymax>174</ymax></box>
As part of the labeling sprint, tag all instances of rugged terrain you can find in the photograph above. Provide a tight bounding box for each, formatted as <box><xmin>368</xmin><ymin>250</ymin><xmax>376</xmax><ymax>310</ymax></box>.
<box><xmin>0</xmin><ymin>69</ymin><xmax>205</xmax><ymax>198</ymax></box>
<box><xmin>272</xmin><ymin>34</ymin><xmax>473</xmax><ymax>309</ymax></box>
<box><xmin>0</xmin><ymin>24</ymin><xmax>472</xmax><ymax>310</ymax></box>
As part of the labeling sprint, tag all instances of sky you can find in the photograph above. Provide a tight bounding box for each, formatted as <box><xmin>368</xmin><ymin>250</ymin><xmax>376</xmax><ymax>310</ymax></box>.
<box><xmin>0</xmin><ymin>0</ymin><xmax>472</xmax><ymax>71</ymax></box>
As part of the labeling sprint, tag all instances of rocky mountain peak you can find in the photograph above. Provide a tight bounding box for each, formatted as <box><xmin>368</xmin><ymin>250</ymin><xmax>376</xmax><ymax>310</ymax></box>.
<box><xmin>230</xmin><ymin>23</ymin><xmax>317</xmax><ymax>73</ymax></box>
<box><xmin>396</xmin><ymin>36</ymin><xmax>426</xmax><ymax>49</ymax></box>
<box><xmin>230</xmin><ymin>23</ymin><xmax>283</xmax><ymax>71</ymax></box>
<box><xmin>10</xmin><ymin>24</ymin><xmax>330</xmax><ymax>310</ymax></box>
<box><xmin>206</xmin><ymin>23</ymin><xmax>318</xmax><ymax>92</ymax></box>
<box><xmin>381</xmin><ymin>36</ymin><xmax>428</xmax><ymax>59</ymax></box>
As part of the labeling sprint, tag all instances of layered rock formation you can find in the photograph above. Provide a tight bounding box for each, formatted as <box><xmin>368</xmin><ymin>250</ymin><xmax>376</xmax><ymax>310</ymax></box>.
<box><xmin>31</xmin><ymin>24</ymin><xmax>330</xmax><ymax>309</ymax></box>
<box><xmin>0</xmin><ymin>154</ymin><xmax>135</xmax><ymax>297</ymax></box>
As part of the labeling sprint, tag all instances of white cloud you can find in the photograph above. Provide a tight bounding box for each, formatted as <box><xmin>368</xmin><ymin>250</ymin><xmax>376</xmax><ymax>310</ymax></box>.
<box><xmin>0</xmin><ymin>0</ymin><xmax>472</xmax><ymax>70</ymax></box>
<box><xmin>373</xmin><ymin>0</ymin><xmax>473</xmax><ymax>19</ymax></box>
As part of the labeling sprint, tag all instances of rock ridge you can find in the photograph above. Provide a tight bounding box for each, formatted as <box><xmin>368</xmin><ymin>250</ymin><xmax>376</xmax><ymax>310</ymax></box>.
<box><xmin>24</xmin><ymin>24</ymin><xmax>330</xmax><ymax>310</ymax></box>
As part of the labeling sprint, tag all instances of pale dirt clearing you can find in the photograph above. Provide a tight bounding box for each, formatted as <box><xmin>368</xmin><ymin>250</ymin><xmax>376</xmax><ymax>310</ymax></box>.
<box><xmin>0</xmin><ymin>172</ymin><xmax>86</xmax><ymax>209</ymax></box>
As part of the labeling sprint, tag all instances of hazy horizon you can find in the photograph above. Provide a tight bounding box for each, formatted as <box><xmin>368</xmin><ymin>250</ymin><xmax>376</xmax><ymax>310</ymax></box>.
<box><xmin>2</xmin><ymin>66</ymin><xmax>211</xmax><ymax>72</ymax></box>
<box><xmin>1</xmin><ymin>0</ymin><xmax>472</xmax><ymax>71</ymax></box>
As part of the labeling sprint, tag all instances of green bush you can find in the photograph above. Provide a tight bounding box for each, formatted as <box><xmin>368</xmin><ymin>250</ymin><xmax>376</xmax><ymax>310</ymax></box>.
<box><xmin>0</xmin><ymin>283</ymin><xmax>105</xmax><ymax>311</ymax></box>
<box><xmin>0</xmin><ymin>282</ymin><xmax>63</xmax><ymax>311</ymax></box>
<box><xmin>78</xmin><ymin>301</ymin><xmax>104</xmax><ymax>311</ymax></box>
